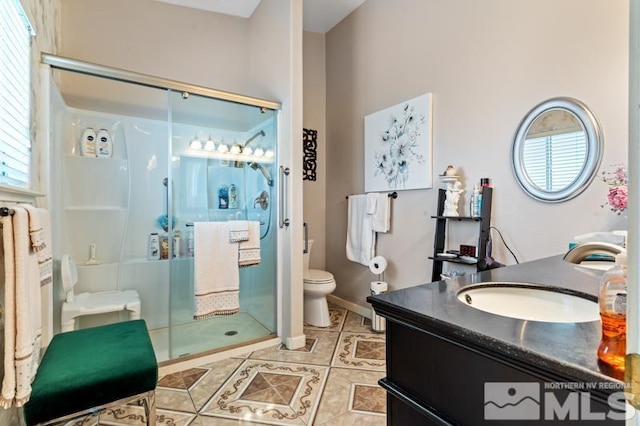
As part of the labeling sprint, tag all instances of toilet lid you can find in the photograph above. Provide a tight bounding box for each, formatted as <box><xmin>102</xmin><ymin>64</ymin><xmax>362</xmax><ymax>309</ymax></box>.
<box><xmin>304</xmin><ymin>269</ymin><xmax>335</xmax><ymax>284</ymax></box>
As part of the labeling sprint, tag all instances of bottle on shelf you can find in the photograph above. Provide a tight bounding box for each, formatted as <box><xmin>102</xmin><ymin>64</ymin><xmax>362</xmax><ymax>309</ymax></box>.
<box><xmin>229</xmin><ymin>184</ymin><xmax>239</xmax><ymax>209</ymax></box>
<box><xmin>470</xmin><ymin>185</ymin><xmax>481</xmax><ymax>217</ymax></box>
<box><xmin>80</xmin><ymin>128</ymin><xmax>97</xmax><ymax>157</ymax></box>
<box><xmin>96</xmin><ymin>129</ymin><xmax>113</xmax><ymax>158</ymax></box>
<box><xmin>148</xmin><ymin>233</ymin><xmax>160</xmax><ymax>260</ymax></box>
<box><xmin>597</xmin><ymin>252</ymin><xmax>627</xmax><ymax>377</ymax></box>
<box><xmin>160</xmin><ymin>233</ymin><xmax>169</xmax><ymax>260</ymax></box>
<box><xmin>186</xmin><ymin>227</ymin><xmax>194</xmax><ymax>257</ymax></box>
<box><xmin>218</xmin><ymin>184</ymin><xmax>229</xmax><ymax>209</ymax></box>
<box><xmin>173</xmin><ymin>230</ymin><xmax>182</xmax><ymax>258</ymax></box>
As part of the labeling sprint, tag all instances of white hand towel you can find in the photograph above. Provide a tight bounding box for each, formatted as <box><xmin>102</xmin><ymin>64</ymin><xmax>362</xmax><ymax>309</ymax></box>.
<box><xmin>238</xmin><ymin>221</ymin><xmax>261</xmax><ymax>267</ymax></box>
<box><xmin>228</xmin><ymin>220</ymin><xmax>249</xmax><ymax>243</ymax></box>
<box><xmin>194</xmin><ymin>222</ymin><xmax>240</xmax><ymax>318</ymax></box>
<box><xmin>369</xmin><ymin>193</ymin><xmax>391</xmax><ymax>233</ymax></box>
<box><xmin>21</xmin><ymin>205</ymin><xmax>53</xmax><ymax>349</ymax></box>
<box><xmin>346</xmin><ymin>194</ymin><xmax>375</xmax><ymax>266</ymax></box>
<box><xmin>0</xmin><ymin>207</ymin><xmax>42</xmax><ymax>408</ymax></box>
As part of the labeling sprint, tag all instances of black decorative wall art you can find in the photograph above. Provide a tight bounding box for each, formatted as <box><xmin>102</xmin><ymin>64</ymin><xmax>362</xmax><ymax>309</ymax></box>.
<box><xmin>303</xmin><ymin>128</ymin><xmax>317</xmax><ymax>181</ymax></box>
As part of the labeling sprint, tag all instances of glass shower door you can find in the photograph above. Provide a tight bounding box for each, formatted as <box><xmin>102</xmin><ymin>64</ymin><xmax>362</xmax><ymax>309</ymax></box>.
<box><xmin>168</xmin><ymin>90</ymin><xmax>278</xmax><ymax>359</ymax></box>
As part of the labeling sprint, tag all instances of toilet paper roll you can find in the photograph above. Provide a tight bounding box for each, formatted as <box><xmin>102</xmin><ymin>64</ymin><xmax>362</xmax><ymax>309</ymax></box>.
<box><xmin>370</xmin><ymin>281</ymin><xmax>388</xmax><ymax>295</ymax></box>
<box><xmin>369</xmin><ymin>256</ymin><xmax>387</xmax><ymax>275</ymax></box>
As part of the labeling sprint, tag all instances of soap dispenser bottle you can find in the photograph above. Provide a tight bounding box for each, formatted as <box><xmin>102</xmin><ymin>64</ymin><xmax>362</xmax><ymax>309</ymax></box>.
<box><xmin>597</xmin><ymin>252</ymin><xmax>627</xmax><ymax>375</ymax></box>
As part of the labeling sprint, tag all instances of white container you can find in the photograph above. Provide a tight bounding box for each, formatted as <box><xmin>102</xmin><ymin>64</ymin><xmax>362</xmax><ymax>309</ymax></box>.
<box><xmin>148</xmin><ymin>233</ymin><xmax>160</xmax><ymax>260</ymax></box>
<box><xmin>80</xmin><ymin>128</ymin><xmax>97</xmax><ymax>157</ymax></box>
<box><xmin>96</xmin><ymin>129</ymin><xmax>113</xmax><ymax>158</ymax></box>
<box><xmin>186</xmin><ymin>228</ymin><xmax>194</xmax><ymax>257</ymax></box>
<box><xmin>173</xmin><ymin>231</ymin><xmax>182</xmax><ymax>258</ymax></box>
<box><xmin>370</xmin><ymin>281</ymin><xmax>388</xmax><ymax>332</ymax></box>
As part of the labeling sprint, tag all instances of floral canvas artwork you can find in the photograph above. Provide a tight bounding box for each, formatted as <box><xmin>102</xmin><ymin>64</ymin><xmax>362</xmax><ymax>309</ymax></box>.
<box><xmin>364</xmin><ymin>93</ymin><xmax>433</xmax><ymax>192</ymax></box>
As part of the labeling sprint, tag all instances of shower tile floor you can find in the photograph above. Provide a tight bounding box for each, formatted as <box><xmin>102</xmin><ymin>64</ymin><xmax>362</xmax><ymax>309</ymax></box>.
<box><xmin>65</xmin><ymin>306</ymin><xmax>387</xmax><ymax>425</ymax></box>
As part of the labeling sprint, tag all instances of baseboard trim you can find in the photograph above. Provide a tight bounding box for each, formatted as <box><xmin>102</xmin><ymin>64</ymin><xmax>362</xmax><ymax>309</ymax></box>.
<box><xmin>284</xmin><ymin>334</ymin><xmax>307</xmax><ymax>350</ymax></box>
<box><xmin>327</xmin><ymin>294</ymin><xmax>371</xmax><ymax>319</ymax></box>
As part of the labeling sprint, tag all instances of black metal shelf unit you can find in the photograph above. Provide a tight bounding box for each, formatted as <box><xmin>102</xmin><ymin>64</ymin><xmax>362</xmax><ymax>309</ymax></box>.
<box><xmin>429</xmin><ymin>187</ymin><xmax>492</xmax><ymax>282</ymax></box>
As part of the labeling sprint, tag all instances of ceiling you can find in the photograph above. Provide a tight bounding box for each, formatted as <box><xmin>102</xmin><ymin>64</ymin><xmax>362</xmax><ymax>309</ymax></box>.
<box><xmin>154</xmin><ymin>0</ymin><xmax>366</xmax><ymax>34</ymax></box>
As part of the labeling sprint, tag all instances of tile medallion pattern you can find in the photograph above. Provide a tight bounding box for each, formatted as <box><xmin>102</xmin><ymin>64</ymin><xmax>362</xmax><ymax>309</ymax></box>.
<box><xmin>200</xmin><ymin>359</ymin><xmax>329</xmax><ymax>424</ymax></box>
<box><xmin>331</xmin><ymin>332</ymin><xmax>386</xmax><ymax>371</ymax></box>
<box><xmin>63</xmin><ymin>309</ymin><xmax>386</xmax><ymax>425</ymax></box>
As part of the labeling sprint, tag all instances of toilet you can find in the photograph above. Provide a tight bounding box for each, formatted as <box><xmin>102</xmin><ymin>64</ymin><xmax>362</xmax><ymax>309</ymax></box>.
<box><xmin>303</xmin><ymin>239</ymin><xmax>336</xmax><ymax>327</ymax></box>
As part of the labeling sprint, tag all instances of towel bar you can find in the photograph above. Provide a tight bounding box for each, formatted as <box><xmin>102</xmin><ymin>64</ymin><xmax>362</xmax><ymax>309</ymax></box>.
<box><xmin>345</xmin><ymin>191</ymin><xmax>398</xmax><ymax>200</ymax></box>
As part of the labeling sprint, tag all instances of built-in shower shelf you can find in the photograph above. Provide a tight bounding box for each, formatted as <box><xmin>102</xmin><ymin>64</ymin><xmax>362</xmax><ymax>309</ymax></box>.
<box><xmin>76</xmin><ymin>262</ymin><xmax>117</xmax><ymax>269</ymax></box>
<box><xmin>65</xmin><ymin>155</ymin><xmax>127</xmax><ymax>163</ymax></box>
<box><xmin>65</xmin><ymin>206</ymin><xmax>127</xmax><ymax>211</ymax></box>
<box><xmin>122</xmin><ymin>257</ymin><xmax>192</xmax><ymax>265</ymax></box>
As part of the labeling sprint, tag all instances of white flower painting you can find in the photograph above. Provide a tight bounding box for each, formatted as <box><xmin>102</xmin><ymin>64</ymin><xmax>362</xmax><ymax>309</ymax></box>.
<box><xmin>364</xmin><ymin>93</ymin><xmax>433</xmax><ymax>192</ymax></box>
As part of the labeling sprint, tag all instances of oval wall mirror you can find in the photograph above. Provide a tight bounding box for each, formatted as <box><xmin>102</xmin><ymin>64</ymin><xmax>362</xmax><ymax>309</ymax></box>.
<box><xmin>511</xmin><ymin>97</ymin><xmax>603</xmax><ymax>202</ymax></box>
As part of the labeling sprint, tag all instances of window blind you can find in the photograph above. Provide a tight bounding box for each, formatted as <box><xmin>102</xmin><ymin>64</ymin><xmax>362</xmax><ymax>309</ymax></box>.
<box><xmin>0</xmin><ymin>0</ymin><xmax>33</xmax><ymax>188</ymax></box>
<box><xmin>523</xmin><ymin>131</ymin><xmax>587</xmax><ymax>192</ymax></box>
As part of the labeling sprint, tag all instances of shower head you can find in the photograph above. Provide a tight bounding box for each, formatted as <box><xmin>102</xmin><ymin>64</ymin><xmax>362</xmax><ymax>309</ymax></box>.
<box><xmin>249</xmin><ymin>162</ymin><xmax>273</xmax><ymax>186</ymax></box>
<box><xmin>242</xmin><ymin>130</ymin><xmax>266</xmax><ymax>149</ymax></box>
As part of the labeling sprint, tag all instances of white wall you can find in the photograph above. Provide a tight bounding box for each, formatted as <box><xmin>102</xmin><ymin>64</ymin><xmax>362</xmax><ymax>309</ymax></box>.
<box><xmin>303</xmin><ymin>32</ymin><xmax>327</xmax><ymax>269</ymax></box>
<box><xmin>324</xmin><ymin>0</ymin><xmax>629</xmax><ymax>307</ymax></box>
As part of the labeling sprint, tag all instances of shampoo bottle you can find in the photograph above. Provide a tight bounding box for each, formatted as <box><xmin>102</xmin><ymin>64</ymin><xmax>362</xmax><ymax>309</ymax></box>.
<box><xmin>148</xmin><ymin>233</ymin><xmax>160</xmax><ymax>260</ymax></box>
<box><xmin>470</xmin><ymin>185</ymin><xmax>481</xmax><ymax>217</ymax></box>
<box><xmin>186</xmin><ymin>227</ymin><xmax>194</xmax><ymax>257</ymax></box>
<box><xmin>218</xmin><ymin>184</ymin><xmax>229</xmax><ymax>209</ymax></box>
<box><xmin>96</xmin><ymin>129</ymin><xmax>113</xmax><ymax>158</ymax></box>
<box><xmin>229</xmin><ymin>184</ymin><xmax>239</xmax><ymax>209</ymax></box>
<box><xmin>80</xmin><ymin>128</ymin><xmax>97</xmax><ymax>157</ymax></box>
<box><xmin>597</xmin><ymin>253</ymin><xmax>627</xmax><ymax>376</ymax></box>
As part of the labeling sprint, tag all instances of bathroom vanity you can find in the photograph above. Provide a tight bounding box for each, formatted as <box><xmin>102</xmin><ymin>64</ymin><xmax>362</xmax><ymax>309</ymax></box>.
<box><xmin>368</xmin><ymin>255</ymin><xmax>627</xmax><ymax>425</ymax></box>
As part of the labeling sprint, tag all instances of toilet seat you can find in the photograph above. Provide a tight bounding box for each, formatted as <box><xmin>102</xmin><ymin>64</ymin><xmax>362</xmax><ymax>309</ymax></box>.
<box><xmin>304</xmin><ymin>269</ymin><xmax>335</xmax><ymax>284</ymax></box>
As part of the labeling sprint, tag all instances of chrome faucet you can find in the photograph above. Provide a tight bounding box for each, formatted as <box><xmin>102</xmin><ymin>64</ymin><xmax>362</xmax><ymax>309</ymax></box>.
<box><xmin>563</xmin><ymin>241</ymin><xmax>625</xmax><ymax>264</ymax></box>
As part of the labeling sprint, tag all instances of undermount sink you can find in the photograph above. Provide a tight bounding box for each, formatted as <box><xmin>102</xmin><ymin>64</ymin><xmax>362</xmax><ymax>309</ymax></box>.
<box><xmin>457</xmin><ymin>282</ymin><xmax>599</xmax><ymax>323</ymax></box>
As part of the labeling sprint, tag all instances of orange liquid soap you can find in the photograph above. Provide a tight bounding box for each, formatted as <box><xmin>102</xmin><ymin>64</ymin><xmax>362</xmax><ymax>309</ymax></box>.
<box><xmin>597</xmin><ymin>253</ymin><xmax>627</xmax><ymax>376</ymax></box>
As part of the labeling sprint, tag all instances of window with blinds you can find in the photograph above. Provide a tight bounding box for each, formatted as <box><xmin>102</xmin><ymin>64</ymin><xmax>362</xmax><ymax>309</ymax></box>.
<box><xmin>522</xmin><ymin>131</ymin><xmax>587</xmax><ymax>192</ymax></box>
<box><xmin>0</xmin><ymin>0</ymin><xmax>34</xmax><ymax>188</ymax></box>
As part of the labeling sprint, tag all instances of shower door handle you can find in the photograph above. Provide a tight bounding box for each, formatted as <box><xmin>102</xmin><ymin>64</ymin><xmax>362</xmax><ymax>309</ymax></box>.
<box><xmin>279</xmin><ymin>166</ymin><xmax>290</xmax><ymax>228</ymax></box>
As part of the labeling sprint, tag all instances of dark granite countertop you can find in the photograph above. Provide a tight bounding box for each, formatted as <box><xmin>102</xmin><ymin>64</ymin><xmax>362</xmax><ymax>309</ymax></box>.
<box><xmin>368</xmin><ymin>255</ymin><xmax>623</xmax><ymax>385</ymax></box>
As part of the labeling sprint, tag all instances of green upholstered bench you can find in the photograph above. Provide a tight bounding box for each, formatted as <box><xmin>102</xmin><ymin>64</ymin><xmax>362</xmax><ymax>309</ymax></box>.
<box><xmin>23</xmin><ymin>319</ymin><xmax>158</xmax><ymax>425</ymax></box>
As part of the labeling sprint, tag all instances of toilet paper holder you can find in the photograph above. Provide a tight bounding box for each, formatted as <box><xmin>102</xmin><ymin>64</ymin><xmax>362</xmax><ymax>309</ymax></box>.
<box><xmin>369</xmin><ymin>255</ymin><xmax>387</xmax><ymax>281</ymax></box>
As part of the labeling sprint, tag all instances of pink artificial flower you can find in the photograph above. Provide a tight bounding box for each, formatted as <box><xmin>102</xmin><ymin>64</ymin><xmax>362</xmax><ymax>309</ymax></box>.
<box><xmin>607</xmin><ymin>185</ymin><xmax>628</xmax><ymax>213</ymax></box>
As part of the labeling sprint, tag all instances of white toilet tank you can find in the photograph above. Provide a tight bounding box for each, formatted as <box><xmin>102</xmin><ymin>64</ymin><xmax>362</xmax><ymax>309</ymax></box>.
<box><xmin>303</xmin><ymin>239</ymin><xmax>314</xmax><ymax>273</ymax></box>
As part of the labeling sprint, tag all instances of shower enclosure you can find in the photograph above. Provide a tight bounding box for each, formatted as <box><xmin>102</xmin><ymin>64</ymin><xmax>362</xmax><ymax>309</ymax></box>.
<box><xmin>46</xmin><ymin>55</ymin><xmax>280</xmax><ymax>363</ymax></box>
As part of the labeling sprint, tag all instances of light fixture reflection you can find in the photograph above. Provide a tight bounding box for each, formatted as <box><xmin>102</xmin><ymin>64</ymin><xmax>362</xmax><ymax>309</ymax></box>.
<box><xmin>265</xmin><ymin>149</ymin><xmax>275</xmax><ymax>159</ymax></box>
<box><xmin>190</xmin><ymin>139</ymin><xmax>202</xmax><ymax>150</ymax></box>
<box><xmin>230</xmin><ymin>144</ymin><xmax>241</xmax><ymax>154</ymax></box>
<box><xmin>253</xmin><ymin>147</ymin><xmax>264</xmax><ymax>157</ymax></box>
<box><xmin>242</xmin><ymin>146</ymin><xmax>253</xmax><ymax>156</ymax></box>
<box><xmin>217</xmin><ymin>144</ymin><xmax>229</xmax><ymax>153</ymax></box>
<box><xmin>204</xmin><ymin>140</ymin><xmax>215</xmax><ymax>151</ymax></box>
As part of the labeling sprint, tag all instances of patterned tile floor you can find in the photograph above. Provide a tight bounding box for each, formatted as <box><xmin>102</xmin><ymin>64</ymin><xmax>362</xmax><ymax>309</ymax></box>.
<box><xmin>67</xmin><ymin>306</ymin><xmax>387</xmax><ymax>425</ymax></box>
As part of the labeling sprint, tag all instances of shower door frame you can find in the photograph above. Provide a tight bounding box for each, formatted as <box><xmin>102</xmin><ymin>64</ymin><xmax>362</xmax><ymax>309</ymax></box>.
<box><xmin>42</xmin><ymin>53</ymin><xmax>284</xmax><ymax>362</ymax></box>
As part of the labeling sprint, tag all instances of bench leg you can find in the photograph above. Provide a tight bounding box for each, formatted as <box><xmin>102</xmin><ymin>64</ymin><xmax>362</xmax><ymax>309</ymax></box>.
<box><xmin>142</xmin><ymin>390</ymin><xmax>156</xmax><ymax>426</ymax></box>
